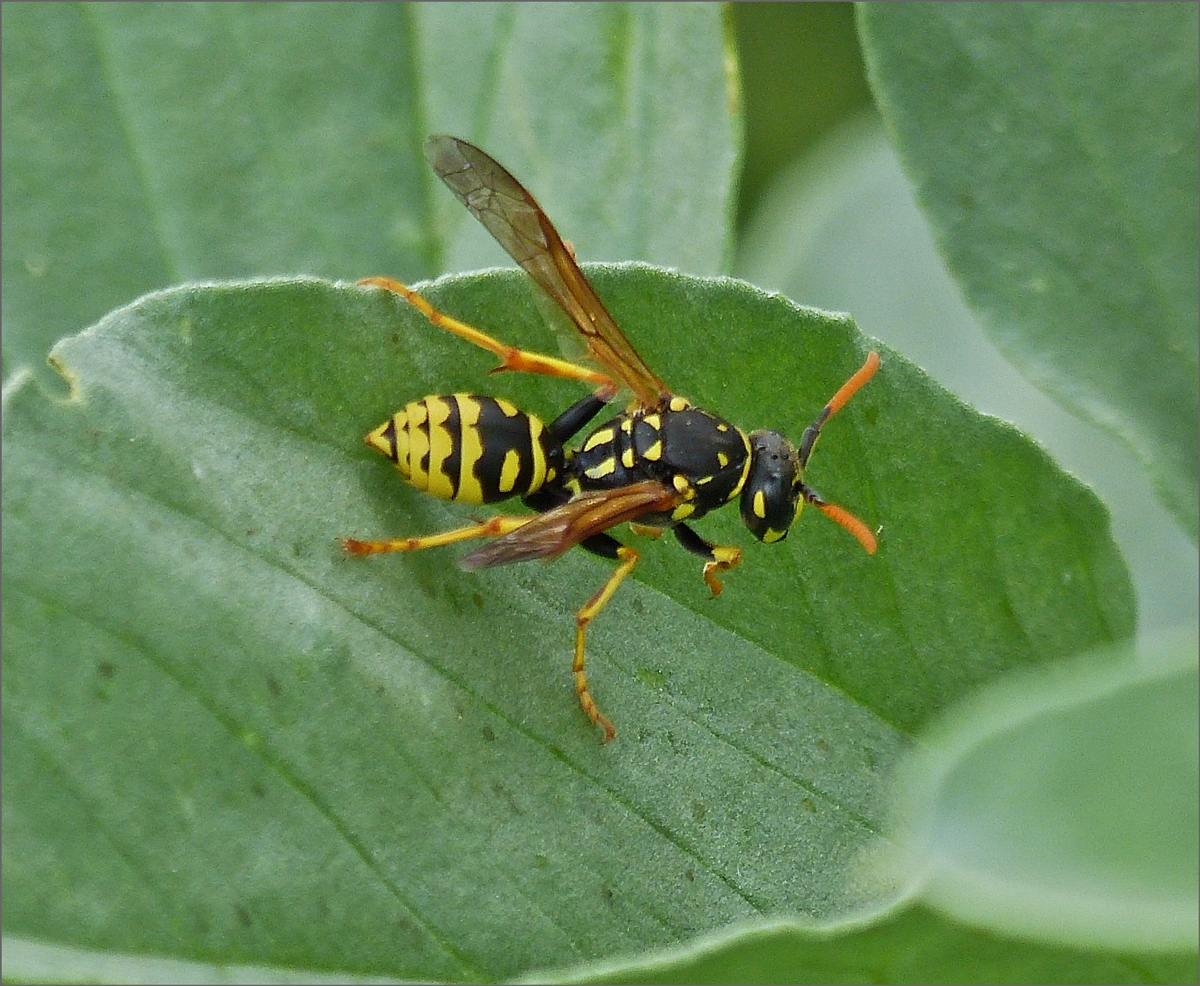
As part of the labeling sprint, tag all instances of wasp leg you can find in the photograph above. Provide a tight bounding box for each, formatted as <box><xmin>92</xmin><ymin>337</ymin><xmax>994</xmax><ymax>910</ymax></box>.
<box><xmin>342</xmin><ymin>515</ymin><xmax>530</xmax><ymax>556</ymax></box>
<box><xmin>359</xmin><ymin>276</ymin><xmax>617</xmax><ymax>392</ymax></box>
<box><xmin>673</xmin><ymin>523</ymin><xmax>743</xmax><ymax>597</ymax></box>
<box><xmin>570</xmin><ymin>534</ymin><xmax>639</xmax><ymax>742</ymax></box>
<box><xmin>546</xmin><ymin>392</ymin><xmax>612</xmax><ymax>445</ymax></box>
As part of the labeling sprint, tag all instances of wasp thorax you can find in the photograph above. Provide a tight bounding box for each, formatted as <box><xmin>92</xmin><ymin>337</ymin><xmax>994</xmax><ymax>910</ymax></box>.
<box><xmin>741</xmin><ymin>429</ymin><xmax>802</xmax><ymax>543</ymax></box>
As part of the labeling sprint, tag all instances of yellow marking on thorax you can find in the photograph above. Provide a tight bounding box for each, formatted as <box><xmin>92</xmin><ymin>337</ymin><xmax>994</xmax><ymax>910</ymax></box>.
<box><xmin>585</xmin><ymin>457</ymin><xmax>617</xmax><ymax>480</ymax></box>
<box><xmin>732</xmin><ymin>430</ymin><xmax>754</xmax><ymax>499</ymax></box>
<box><xmin>583</xmin><ymin>427</ymin><xmax>615</xmax><ymax>452</ymax></box>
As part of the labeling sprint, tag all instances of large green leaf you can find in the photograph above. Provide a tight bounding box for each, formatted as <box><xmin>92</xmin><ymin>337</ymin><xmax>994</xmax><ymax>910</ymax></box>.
<box><xmin>857</xmin><ymin>4</ymin><xmax>1199</xmax><ymax>538</ymax></box>
<box><xmin>1</xmin><ymin>2</ymin><xmax>738</xmax><ymax>376</ymax></box>
<box><xmin>3</xmin><ymin>268</ymin><xmax>1133</xmax><ymax>979</ymax></box>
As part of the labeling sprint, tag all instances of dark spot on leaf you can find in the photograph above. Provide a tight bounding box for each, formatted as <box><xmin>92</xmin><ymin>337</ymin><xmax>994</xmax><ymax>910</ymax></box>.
<box><xmin>685</xmin><ymin>869</ymin><xmax>695</xmax><ymax>882</ymax></box>
<box><xmin>235</xmin><ymin>904</ymin><xmax>252</xmax><ymax>927</ymax></box>
<box><xmin>692</xmin><ymin>800</ymin><xmax>706</xmax><ymax>823</ymax></box>
<box><xmin>97</xmin><ymin>660</ymin><xmax>116</xmax><ymax>679</ymax></box>
<box><xmin>493</xmin><ymin>780</ymin><xmax>521</xmax><ymax>815</ymax></box>
<box><xmin>482</xmin><ymin>725</ymin><xmax>496</xmax><ymax>742</ymax></box>
<box><xmin>251</xmin><ymin>781</ymin><xmax>266</xmax><ymax>798</ymax></box>
<box><xmin>266</xmin><ymin>673</ymin><xmax>281</xmax><ymax>697</ymax></box>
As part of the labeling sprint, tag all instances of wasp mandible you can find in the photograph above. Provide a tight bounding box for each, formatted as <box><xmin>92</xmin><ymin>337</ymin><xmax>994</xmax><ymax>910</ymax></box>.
<box><xmin>345</xmin><ymin>135</ymin><xmax>879</xmax><ymax>741</ymax></box>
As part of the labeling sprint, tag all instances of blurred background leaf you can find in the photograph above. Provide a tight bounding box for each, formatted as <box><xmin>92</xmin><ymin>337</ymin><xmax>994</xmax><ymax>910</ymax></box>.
<box><xmin>857</xmin><ymin>3</ymin><xmax>1199</xmax><ymax>538</ymax></box>
<box><xmin>891</xmin><ymin>631</ymin><xmax>1198</xmax><ymax>954</ymax></box>
<box><xmin>1</xmin><ymin>2</ymin><xmax>738</xmax><ymax>378</ymax></box>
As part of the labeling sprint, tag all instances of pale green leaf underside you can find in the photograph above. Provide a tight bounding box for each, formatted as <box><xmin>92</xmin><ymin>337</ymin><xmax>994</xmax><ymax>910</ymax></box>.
<box><xmin>896</xmin><ymin>634</ymin><xmax>1198</xmax><ymax>955</ymax></box>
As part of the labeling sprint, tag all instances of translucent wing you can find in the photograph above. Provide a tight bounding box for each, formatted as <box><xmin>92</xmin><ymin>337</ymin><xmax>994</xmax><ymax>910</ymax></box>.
<box><xmin>459</xmin><ymin>480</ymin><xmax>680</xmax><ymax>571</ymax></box>
<box><xmin>426</xmin><ymin>134</ymin><xmax>670</xmax><ymax>409</ymax></box>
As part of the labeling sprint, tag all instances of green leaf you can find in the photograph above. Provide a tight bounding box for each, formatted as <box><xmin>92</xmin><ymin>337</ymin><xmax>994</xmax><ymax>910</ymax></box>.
<box><xmin>857</xmin><ymin>4</ymin><xmax>1199</xmax><ymax>538</ymax></box>
<box><xmin>3</xmin><ymin>269</ymin><xmax>1133</xmax><ymax>979</ymax></box>
<box><xmin>1</xmin><ymin>2</ymin><xmax>738</xmax><ymax>376</ymax></box>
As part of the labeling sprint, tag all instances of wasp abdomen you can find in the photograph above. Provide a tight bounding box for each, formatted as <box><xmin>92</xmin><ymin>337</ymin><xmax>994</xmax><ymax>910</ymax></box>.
<box><xmin>365</xmin><ymin>394</ymin><xmax>559</xmax><ymax>504</ymax></box>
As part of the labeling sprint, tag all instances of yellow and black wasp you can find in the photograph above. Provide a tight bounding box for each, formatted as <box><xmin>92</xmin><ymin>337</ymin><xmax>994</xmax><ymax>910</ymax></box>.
<box><xmin>345</xmin><ymin>135</ymin><xmax>879</xmax><ymax>741</ymax></box>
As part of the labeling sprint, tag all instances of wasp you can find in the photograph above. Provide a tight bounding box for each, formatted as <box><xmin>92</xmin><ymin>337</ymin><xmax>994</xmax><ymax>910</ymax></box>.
<box><xmin>345</xmin><ymin>135</ymin><xmax>879</xmax><ymax>741</ymax></box>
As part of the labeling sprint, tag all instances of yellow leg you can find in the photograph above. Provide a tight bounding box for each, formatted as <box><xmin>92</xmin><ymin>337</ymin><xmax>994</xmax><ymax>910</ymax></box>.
<box><xmin>701</xmin><ymin>545</ymin><xmax>743</xmax><ymax>597</ymax></box>
<box><xmin>342</xmin><ymin>515</ymin><xmax>529</xmax><ymax>556</ymax></box>
<box><xmin>359</xmin><ymin>276</ymin><xmax>617</xmax><ymax>391</ymax></box>
<box><xmin>574</xmin><ymin>546</ymin><xmax>639</xmax><ymax>742</ymax></box>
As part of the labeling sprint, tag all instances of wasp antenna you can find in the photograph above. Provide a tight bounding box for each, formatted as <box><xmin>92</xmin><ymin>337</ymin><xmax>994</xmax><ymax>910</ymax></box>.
<box><xmin>827</xmin><ymin>351</ymin><xmax>879</xmax><ymax>418</ymax></box>
<box><xmin>800</xmin><ymin>351</ymin><xmax>879</xmax><ymax>467</ymax></box>
<box><xmin>815</xmin><ymin>502</ymin><xmax>877</xmax><ymax>554</ymax></box>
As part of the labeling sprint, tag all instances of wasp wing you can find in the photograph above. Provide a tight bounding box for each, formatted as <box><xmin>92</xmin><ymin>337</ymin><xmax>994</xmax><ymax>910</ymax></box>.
<box><xmin>426</xmin><ymin>135</ymin><xmax>670</xmax><ymax>409</ymax></box>
<box><xmin>459</xmin><ymin>480</ymin><xmax>680</xmax><ymax>571</ymax></box>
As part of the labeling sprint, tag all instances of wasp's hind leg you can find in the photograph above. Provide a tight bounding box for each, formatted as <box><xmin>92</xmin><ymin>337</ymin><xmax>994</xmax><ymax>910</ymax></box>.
<box><xmin>672</xmin><ymin>523</ymin><xmax>743</xmax><ymax>597</ymax></box>
<box><xmin>359</xmin><ymin>276</ymin><xmax>616</xmax><ymax>392</ymax></box>
<box><xmin>342</xmin><ymin>515</ymin><xmax>531</xmax><ymax>556</ymax></box>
